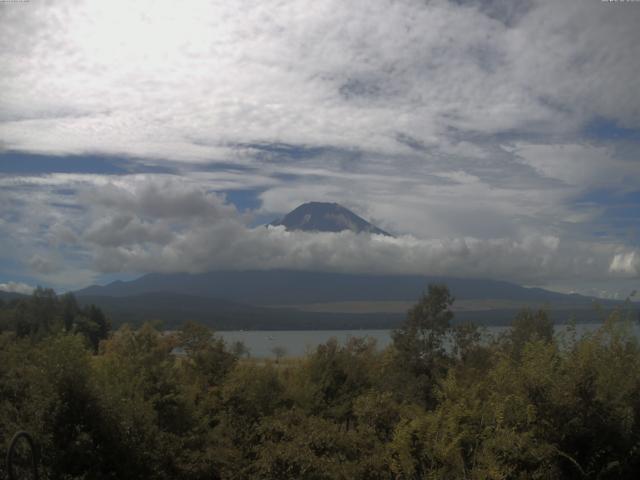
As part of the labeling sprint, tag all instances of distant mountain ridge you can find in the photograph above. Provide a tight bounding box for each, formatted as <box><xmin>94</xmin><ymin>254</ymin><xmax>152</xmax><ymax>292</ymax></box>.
<box><xmin>76</xmin><ymin>270</ymin><xmax>602</xmax><ymax>306</ymax></box>
<box><xmin>75</xmin><ymin>291</ymin><xmax>403</xmax><ymax>330</ymax></box>
<box><xmin>269</xmin><ymin>202</ymin><xmax>392</xmax><ymax>236</ymax></box>
<box><xmin>0</xmin><ymin>290</ymin><xmax>28</xmax><ymax>302</ymax></box>
<box><xmin>73</xmin><ymin>270</ymin><xmax>630</xmax><ymax>329</ymax></box>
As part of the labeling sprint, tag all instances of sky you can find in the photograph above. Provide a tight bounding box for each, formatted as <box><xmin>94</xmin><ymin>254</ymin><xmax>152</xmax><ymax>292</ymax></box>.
<box><xmin>0</xmin><ymin>0</ymin><xmax>639</xmax><ymax>298</ymax></box>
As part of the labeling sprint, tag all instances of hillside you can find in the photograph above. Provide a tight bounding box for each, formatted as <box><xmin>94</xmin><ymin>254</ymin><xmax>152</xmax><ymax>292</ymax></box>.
<box><xmin>75</xmin><ymin>270</ymin><xmax>602</xmax><ymax>306</ymax></box>
<box><xmin>268</xmin><ymin>202</ymin><xmax>392</xmax><ymax>236</ymax></box>
<box><xmin>76</xmin><ymin>292</ymin><xmax>403</xmax><ymax>330</ymax></box>
<box><xmin>73</xmin><ymin>271</ymin><xmax>631</xmax><ymax>329</ymax></box>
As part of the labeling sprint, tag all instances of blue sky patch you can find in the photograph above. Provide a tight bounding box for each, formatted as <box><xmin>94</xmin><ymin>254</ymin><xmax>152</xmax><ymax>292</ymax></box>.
<box><xmin>0</xmin><ymin>152</ymin><xmax>177</xmax><ymax>175</ymax></box>
<box><xmin>223</xmin><ymin>189</ymin><xmax>263</xmax><ymax>212</ymax></box>
<box><xmin>0</xmin><ymin>152</ymin><xmax>129</xmax><ymax>175</ymax></box>
<box><xmin>584</xmin><ymin>118</ymin><xmax>640</xmax><ymax>142</ymax></box>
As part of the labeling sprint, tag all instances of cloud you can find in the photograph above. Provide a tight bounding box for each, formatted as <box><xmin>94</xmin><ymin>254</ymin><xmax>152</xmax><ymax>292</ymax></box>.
<box><xmin>512</xmin><ymin>142</ymin><xmax>633</xmax><ymax>189</ymax></box>
<box><xmin>2</xmin><ymin>168</ymin><xmax>638</xmax><ymax>288</ymax></box>
<box><xmin>1</xmin><ymin>0</ymin><xmax>639</xmax><ymax>161</ymax></box>
<box><xmin>0</xmin><ymin>1</ymin><xmax>639</xmax><ymax>294</ymax></box>
<box><xmin>505</xmin><ymin>0</ymin><xmax>640</xmax><ymax>130</ymax></box>
<box><xmin>73</xmin><ymin>178</ymin><xmax>638</xmax><ymax>286</ymax></box>
<box><xmin>0</xmin><ymin>281</ymin><xmax>35</xmax><ymax>295</ymax></box>
<box><xmin>84</xmin><ymin>178</ymin><xmax>238</xmax><ymax>220</ymax></box>
<box><xmin>28</xmin><ymin>253</ymin><xmax>61</xmax><ymax>275</ymax></box>
<box><xmin>609</xmin><ymin>252</ymin><xmax>639</xmax><ymax>277</ymax></box>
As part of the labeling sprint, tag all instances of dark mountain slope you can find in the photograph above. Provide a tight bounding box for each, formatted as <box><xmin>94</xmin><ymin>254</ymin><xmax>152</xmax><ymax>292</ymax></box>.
<box><xmin>76</xmin><ymin>270</ymin><xmax>605</xmax><ymax>307</ymax></box>
<box><xmin>0</xmin><ymin>290</ymin><xmax>29</xmax><ymax>302</ymax></box>
<box><xmin>269</xmin><ymin>202</ymin><xmax>392</xmax><ymax>236</ymax></box>
<box><xmin>76</xmin><ymin>291</ymin><xmax>403</xmax><ymax>330</ymax></box>
<box><xmin>76</xmin><ymin>290</ymin><xmax>623</xmax><ymax>330</ymax></box>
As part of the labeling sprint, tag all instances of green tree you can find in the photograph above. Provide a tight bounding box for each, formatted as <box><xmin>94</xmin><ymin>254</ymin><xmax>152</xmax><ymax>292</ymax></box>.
<box><xmin>178</xmin><ymin>321</ymin><xmax>238</xmax><ymax>388</ymax></box>
<box><xmin>214</xmin><ymin>363</ymin><xmax>285</xmax><ymax>479</ymax></box>
<box><xmin>295</xmin><ymin>337</ymin><xmax>378</xmax><ymax>429</ymax></box>
<box><xmin>253</xmin><ymin>408</ymin><xmax>393</xmax><ymax>480</ymax></box>
<box><xmin>74</xmin><ymin>304</ymin><xmax>111</xmax><ymax>352</ymax></box>
<box><xmin>502</xmin><ymin>308</ymin><xmax>554</xmax><ymax>360</ymax></box>
<box><xmin>391</xmin><ymin>284</ymin><xmax>454</xmax><ymax>406</ymax></box>
<box><xmin>60</xmin><ymin>292</ymin><xmax>78</xmax><ymax>332</ymax></box>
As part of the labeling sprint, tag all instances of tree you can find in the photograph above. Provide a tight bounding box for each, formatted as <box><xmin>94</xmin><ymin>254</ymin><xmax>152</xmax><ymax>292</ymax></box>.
<box><xmin>178</xmin><ymin>321</ymin><xmax>237</xmax><ymax>387</ymax></box>
<box><xmin>503</xmin><ymin>308</ymin><xmax>554</xmax><ymax>360</ymax></box>
<box><xmin>9</xmin><ymin>287</ymin><xmax>59</xmax><ymax>339</ymax></box>
<box><xmin>391</xmin><ymin>284</ymin><xmax>454</xmax><ymax>406</ymax></box>
<box><xmin>59</xmin><ymin>292</ymin><xmax>78</xmax><ymax>332</ymax></box>
<box><xmin>298</xmin><ymin>337</ymin><xmax>378</xmax><ymax>428</ymax></box>
<box><xmin>253</xmin><ymin>408</ymin><xmax>393</xmax><ymax>480</ymax></box>
<box><xmin>74</xmin><ymin>304</ymin><xmax>111</xmax><ymax>352</ymax></box>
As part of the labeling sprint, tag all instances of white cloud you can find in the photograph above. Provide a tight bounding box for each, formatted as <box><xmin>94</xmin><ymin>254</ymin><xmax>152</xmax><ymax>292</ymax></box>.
<box><xmin>0</xmin><ymin>282</ymin><xmax>35</xmax><ymax>295</ymax></box>
<box><xmin>28</xmin><ymin>253</ymin><xmax>61</xmax><ymax>275</ymax></box>
<box><xmin>512</xmin><ymin>142</ymin><xmax>632</xmax><ymax>188</ymax></box>
<box><xmin>0</xmin><ymin>172</ymin><xmax>637</xmax><ymax>293</ymax></box>
<box><xmin>1</xmin><ymin>0</ymin><xmax>639</xmax><ymax>292</ymax></box>
<box><xmin>609</xmin><ymin>252</ymin><xmax>639</xmax><ymax>277</ymax></box>
<box><xmin>506</xmin><ymin>0</ymin><xmax>640</xmax><ymax>130</ymax></box>
<box><xmin>1</xmin><ymin>0</ymin><xmax>639</xmax><ymax>160</ymax></box>
<box><xmin>71</xmin><ymin>178</ymin><xmax>637</xmax><ymax>286</ymax></box>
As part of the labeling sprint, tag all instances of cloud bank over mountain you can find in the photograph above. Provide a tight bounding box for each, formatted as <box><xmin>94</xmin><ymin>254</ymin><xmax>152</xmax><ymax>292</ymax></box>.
<box><xmin>3</xmin><ymin>177</ymin><xmax>636</xmax><ymax>295</ymax></box>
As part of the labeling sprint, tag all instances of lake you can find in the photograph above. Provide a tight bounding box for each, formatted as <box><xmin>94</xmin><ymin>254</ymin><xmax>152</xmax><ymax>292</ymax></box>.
<box><xmin>218</xmin><ymin>322</ymin><xmax>640</xmax><ymax>358</ymax></box>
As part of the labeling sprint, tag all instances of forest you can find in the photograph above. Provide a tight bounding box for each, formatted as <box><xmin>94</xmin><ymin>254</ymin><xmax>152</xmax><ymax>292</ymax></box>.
<box><xmin>1</xmin><ymin>286</ymin><xmax>639</xmax><ymax>479</ymax></box>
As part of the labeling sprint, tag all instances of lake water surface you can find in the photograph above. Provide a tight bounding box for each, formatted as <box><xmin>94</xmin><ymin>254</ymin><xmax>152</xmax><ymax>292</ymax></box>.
<box><xmin>218</xmin><ymin>323</ymin><xmax>640</xmax><ymax>358</ymax></box>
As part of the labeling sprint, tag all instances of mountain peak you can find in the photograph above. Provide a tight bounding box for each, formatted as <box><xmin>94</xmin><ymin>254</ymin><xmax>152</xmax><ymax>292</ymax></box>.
<box><xmin>269</xmin><ymin>202</ymin><xmax>392</xmax><ymax>236</ymax></box>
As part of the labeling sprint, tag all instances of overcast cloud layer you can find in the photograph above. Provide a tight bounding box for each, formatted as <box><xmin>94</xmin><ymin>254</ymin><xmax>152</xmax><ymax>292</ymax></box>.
<box><xmin>1</xmin><ymin>0</ymin><xmax>639</xmax><ymax>298</ymax></box>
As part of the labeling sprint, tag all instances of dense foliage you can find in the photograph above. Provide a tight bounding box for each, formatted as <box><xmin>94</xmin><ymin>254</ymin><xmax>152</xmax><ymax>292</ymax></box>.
<box><xmin>1</xmin><ymin>286</ymin><xmax>639</xmax><ymax>479</ymax></box>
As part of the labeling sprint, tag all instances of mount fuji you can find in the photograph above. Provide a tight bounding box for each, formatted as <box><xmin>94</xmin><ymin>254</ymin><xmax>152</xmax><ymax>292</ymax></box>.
<box><xmin>268</xmin><ymin>202</ymin><xmax>392</xmax><ymax>236</ymax></box>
